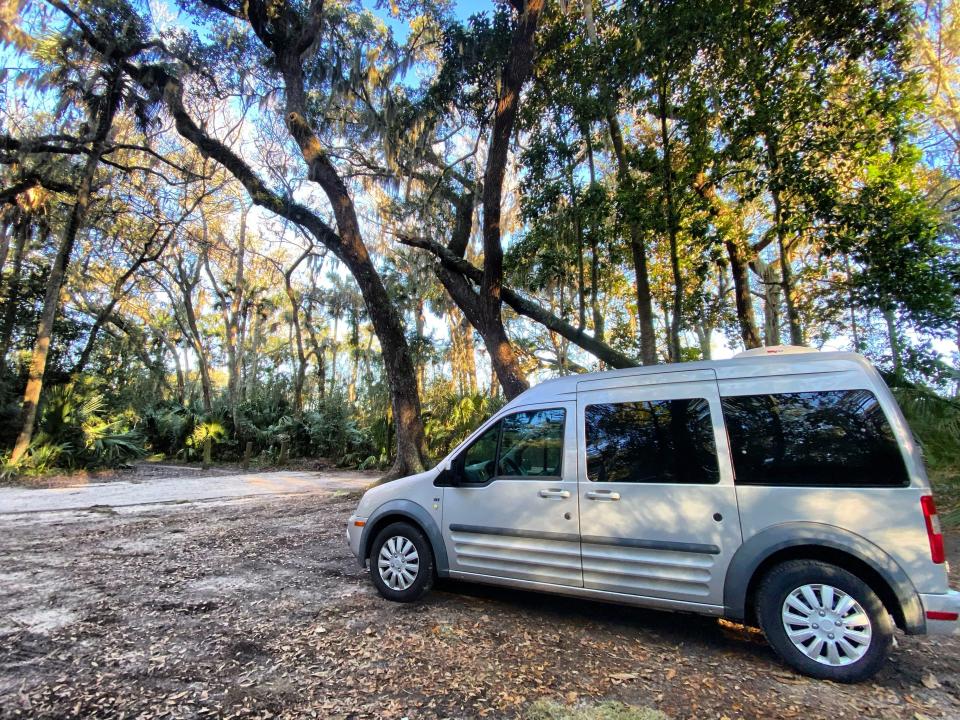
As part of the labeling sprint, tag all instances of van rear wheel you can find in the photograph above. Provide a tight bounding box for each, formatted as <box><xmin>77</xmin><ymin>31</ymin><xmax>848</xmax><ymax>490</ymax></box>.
<box><xmin>369</xmin><ymin>521</ymin><xmax>434</xmax><ymax>603</ymax></box>
<box><xmin>756</xmin><ymin>559</ymin><xmax>893</xmax><ymax>683</ymax></box>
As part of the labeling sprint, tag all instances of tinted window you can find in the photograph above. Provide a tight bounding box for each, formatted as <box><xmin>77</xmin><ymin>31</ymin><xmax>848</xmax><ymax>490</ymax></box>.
<box><xmin>461</xmin><ymin>423</ymin><xmax>499</xmax><ymax>483</ymax></box>
<box><xmin>721</xmin><ymin>390</ymin><xmax>908</xmax><ymax>487</ymax></box>
<box><xmin>498</xmin><ymin>409</ymin><xmax>565</xmax><ymax>477</ymax></box>
<box><xmin>585</xmin><ymin>399</ymin><xmax>719</xmax><ymax>484</ymax></box>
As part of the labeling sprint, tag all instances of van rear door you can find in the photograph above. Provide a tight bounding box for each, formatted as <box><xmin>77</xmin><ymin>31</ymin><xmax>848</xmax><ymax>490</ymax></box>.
<box><xmin>576</xmin><ymin>369</ymin><xmax>741</xmax><ymax>611</ymax></box>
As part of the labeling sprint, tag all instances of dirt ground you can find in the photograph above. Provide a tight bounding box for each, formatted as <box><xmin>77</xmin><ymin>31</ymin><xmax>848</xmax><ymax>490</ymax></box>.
<box><xmin>0</xmin><ymin>491</ymin><xmax>958</xmax><ymax>720</ymax></box>
<box><xmin>4</xmin><ymin>459</ymin><xmax>340</xmax><ymax>490</ymax></box>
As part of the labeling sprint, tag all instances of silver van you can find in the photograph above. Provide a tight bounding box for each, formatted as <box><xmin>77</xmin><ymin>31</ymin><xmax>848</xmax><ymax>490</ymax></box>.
<box><xmin>346</xmin><ymin>350</ymin><xmax>958</xmax><ymax>682</ymax></box>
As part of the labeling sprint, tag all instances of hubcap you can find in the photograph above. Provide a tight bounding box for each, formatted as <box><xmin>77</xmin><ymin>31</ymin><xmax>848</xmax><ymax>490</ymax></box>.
<box><xmin>781</xmin><ymin>583</ymin><xmax>872</xmax><ymax>666</ymax></box>
<box><xmin>377</xmin><ymin>535</ymin><xmax>420</xmax><ymax>591</ymax></box>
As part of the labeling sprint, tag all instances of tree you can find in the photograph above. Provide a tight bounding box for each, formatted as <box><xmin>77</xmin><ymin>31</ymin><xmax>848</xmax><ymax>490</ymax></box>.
<box><xmin>11</xmin><ymin>36</ymin><xmax>129</xmax><ymax>461</ymax></box>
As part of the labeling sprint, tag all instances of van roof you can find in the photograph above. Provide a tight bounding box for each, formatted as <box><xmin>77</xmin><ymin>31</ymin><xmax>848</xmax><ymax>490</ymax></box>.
<box><xmin>502</xmin><ymin>350</ymin><xmax>878</xmax><ymax>410</ymax></box>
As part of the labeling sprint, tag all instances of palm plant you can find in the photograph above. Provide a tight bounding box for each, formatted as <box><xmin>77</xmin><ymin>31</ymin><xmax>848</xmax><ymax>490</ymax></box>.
<box><xmin>38</xmin><ymin>384</ymin><xmax>145</xmax><ymax>468</ymax></box>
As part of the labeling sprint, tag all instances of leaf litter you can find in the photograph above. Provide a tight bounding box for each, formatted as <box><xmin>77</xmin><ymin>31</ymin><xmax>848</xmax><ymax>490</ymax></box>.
<box><xmin>0</xmin><ymin>492</ymin><xmax>957</xmax><ymax>719</ymax></box>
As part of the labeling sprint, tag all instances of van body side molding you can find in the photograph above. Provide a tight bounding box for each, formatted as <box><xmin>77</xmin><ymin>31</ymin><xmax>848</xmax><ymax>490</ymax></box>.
<box><xmin>581</xmin><ymin>535</ymin><xmax>721</xmax><ymax>555</ymax></box>
<box><xmin>723</xmin><ymin>522</ymin><xmax>926</xmax><ymax>634</ymax></box>
<box><xmin>448</xmin><ymin>526</ymin><xmax>721</xmax><ymax>555</ymax></box>
<box><xmin>360</xmin><ymin>499</ymin><xmax>449</xmax><ymax>576</ymax></box>
<box><xmin>448</xmin><ymin>524</ymin><xmax>581</xmax><ymax>543</ymax></box>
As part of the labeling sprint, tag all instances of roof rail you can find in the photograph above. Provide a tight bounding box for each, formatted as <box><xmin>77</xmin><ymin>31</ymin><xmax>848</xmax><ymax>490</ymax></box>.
<box><xmin>732</xmin><ymin>345</ymin><xmax>817</xmax><ymax>358</ymax></box>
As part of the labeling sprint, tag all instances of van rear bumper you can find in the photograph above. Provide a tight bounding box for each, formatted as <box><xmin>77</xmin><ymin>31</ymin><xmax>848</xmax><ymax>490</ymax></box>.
<box><xmin>920</xmin><ymin>590</ymin><xmax>960</xmax><ymax>635</ymax></box>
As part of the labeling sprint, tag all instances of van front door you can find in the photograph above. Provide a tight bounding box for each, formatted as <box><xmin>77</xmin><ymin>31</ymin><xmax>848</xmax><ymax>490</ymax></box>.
<box><xmin>576</xmin><ymin>370</ymin><xmax>741</xmax><ymax>610</ymax></box>
<box><xmin>440</xmin><ymin>402</ymin><xmax>582</xmax><ymax>588</ymax></box>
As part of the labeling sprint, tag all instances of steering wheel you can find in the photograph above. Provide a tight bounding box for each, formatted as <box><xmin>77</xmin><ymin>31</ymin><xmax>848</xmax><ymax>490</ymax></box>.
<box><xmin>501</xmin><ymin>456</ymin><xmax>526</xmax><ymax>476</ymax></box>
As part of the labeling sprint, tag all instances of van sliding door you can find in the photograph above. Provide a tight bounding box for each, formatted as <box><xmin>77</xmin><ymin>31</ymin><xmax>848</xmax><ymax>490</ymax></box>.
<box><xmin>576</xmin><ymin>369</ymin><xmax>742</xmax><ymax>611</ymax></box>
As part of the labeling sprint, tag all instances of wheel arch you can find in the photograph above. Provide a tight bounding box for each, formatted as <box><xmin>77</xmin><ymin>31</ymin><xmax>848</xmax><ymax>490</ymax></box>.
<box><xmin>359</xmin><ymin>499</ymin><xmax>449</xmax><ymax>576</ymax></box>
<box><xmin>724</xmin><ymin>523</ymin><xmax>925</xmax><ymax>634</ymax></box>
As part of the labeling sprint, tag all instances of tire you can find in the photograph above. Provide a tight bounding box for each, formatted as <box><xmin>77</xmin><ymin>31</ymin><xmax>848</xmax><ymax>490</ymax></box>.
<box><xmin>369</xmin><ymin>521</ymin><xmax>434</xmax><ymax>603</ymax></box>
<box><xmin>755</xmin><ymin>559</ymin><xmax>893</xmax><ymax>683</ymax></box>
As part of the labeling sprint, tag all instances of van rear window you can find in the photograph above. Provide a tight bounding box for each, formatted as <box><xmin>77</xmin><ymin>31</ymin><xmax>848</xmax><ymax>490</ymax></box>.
<box><xmin>721</xmin><ymin>390</ymin><xmax>909</xmax><ymax>487</ymax></box>
<box><xmin>585</xmin><ymin>399</ymin><xmax>720</xmax><ymax>484</ymax></box>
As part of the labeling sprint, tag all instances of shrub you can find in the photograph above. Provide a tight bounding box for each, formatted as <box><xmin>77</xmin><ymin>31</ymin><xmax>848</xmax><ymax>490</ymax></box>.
<box><xmin>895</xmin><ymin>387</ymin><xmax>960</xmax><ymax>525</ymax></box>
<box><xmin>38</xmin><ymin>385</ymin><xmax>145</xmax><ymax>468</ymax></box>
<box><xmin>0</xmin><ymin>435</ymin><xmax>70</xmax><ymax>480</ymax></box>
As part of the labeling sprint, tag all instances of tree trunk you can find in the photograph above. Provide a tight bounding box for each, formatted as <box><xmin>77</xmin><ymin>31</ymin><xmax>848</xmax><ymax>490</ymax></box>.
<box><xmin>223</xmin><ymin>206</ymin><xmax>247</xmax><ymax>424</ymax></box>
<box><xmin>726</xmin><ymin>238</ymin><xmax>762</xmax><ymax>349</ymax></box>
<box><xmin>11</xmin><ymin>70</ymin><xmax>122</xmax><ymax>463</ymax></box>
<box><xmin>589</xmin><ymin>229</ymin><xmax>605</xmax><ymax>344</ymax></box>
<box><xmin>0</xmin><ymin>219</ymin><xmax>30</xmax><ymax>372</ymax></box>
<box><xmin>472</xmin><ymin>0</ymin><xmax>545</xmax><ymax>400</ymax></box>
<box><xmin>0</xmin><ymin>218</ymin><xmax>10</xmax><ymax>281</ymax></box>
<box><xmin>843</xmin><ymin>253</ymin><xmax>861</xmax><ymax>352</ymax></box>
<box><xmin>304</xmin><ymin>300</ymin><xmax>326</xmax><ymax>400</ymax></box>
<box><xmin>329</xmin><ymin>310</ymin><xmax>339</xmax><ymax>396</ymax></box>
<box><xmin>174</xmin><ymin>256</ymin><xmax>214</xmax><ymax>415</ymax></box>
<box><xmin>348</xmin><ymin>308</ymin><xmax>361</xmax><ymax>404</ymax></box>
<box><xmin>752</xmin><ymin>257</ymin><xmax>782</xmax><ymax>346</ymax></box>
<box><xmin>884</xmin><ymin>307</ymin><xmax>903</xmax><ymax>381</ymax></box>
<box><xmin>606</xmin><ymin>111</ymin><xmax>657</xmax><ymax>364</ymax></box>
<box><xmin>279</xmin><ymin>58</ymin><xmax>426</xmax><ymax>476</ymax></box>
<box><xmin>658</xmin><ymin>77</ymin><xmax>683</xmax><ymax>363</ymax></box>
<box><xmin>247</xmin><ymin>304</ymin><xmax>263</xmax><ymax>402</ymax></box>
<box><xmin>569</xmin><ymin>166</ymin><xmax>587</xmax><ymax>332</ymax></box>
<box><xmin>695</xmin><ymin>323</ymin><xmax>712</xmax><ymax>360</ymax></box>
<box><xmin>765</xmin><ymin>135</ymin><xmax>803</xmax><ymax>345</ymax></box>
<box><xmin>282</xmin><ymin>246</ymin><xmax>311</xmax><ymax>416</ymax></box>
<box><xmin>160</xmin><ymin>334</ymin><xmax>186</xmax><ymax>404</ymax></box>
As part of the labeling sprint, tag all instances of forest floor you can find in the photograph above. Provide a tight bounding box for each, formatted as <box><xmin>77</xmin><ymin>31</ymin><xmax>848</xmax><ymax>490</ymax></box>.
<box><xmin>0</xmin><ymin>487</ymin><xmax>958</xmax><ymax>720</ymax></box>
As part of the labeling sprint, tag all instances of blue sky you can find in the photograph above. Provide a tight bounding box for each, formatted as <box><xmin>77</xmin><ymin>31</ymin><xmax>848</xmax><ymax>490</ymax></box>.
<box><xmin>451</xmin><ymin>0</ymin><xmax>495</xmax><ymax>20</ymax></box>
<box><xmin>375</xmin><ymin>0</ymin><xmax>496</xmax><ymax>41</ymax></box>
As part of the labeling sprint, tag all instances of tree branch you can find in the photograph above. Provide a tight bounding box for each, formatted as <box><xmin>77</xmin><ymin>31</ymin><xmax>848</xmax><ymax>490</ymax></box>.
<box><xmin>396</xmin><ymin>233</ymin><xmax>638</xmax><ymax>369</ymax></box>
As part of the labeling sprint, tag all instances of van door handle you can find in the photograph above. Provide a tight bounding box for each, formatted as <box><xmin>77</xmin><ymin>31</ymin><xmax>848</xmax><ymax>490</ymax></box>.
<box><xmin>538</xmin><ymin>488</ymin><xmax>571</xmax><ymax>499</ymax></box>
<box><xmin>585</xmin><ymin>490</ymin><xmax>621</xmax><ymax>501</ymax></box>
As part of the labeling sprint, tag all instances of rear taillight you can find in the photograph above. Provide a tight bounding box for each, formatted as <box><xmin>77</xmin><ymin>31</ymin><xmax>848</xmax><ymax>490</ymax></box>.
<box><xmin>921</xmin><ymin>495</ymin><xmax>945</xmax><ymax>564</ymax></box>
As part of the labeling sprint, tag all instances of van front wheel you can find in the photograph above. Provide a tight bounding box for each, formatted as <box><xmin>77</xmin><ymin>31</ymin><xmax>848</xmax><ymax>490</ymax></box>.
<box><xmin>369</xmin><ymin>521</ymin><xmax>434</xmax><ymax>602</ymax></box>
<box><xmin>756</xmin><ymin>559</ymin><xmax>893</xmax><ymax>682</ymax></box>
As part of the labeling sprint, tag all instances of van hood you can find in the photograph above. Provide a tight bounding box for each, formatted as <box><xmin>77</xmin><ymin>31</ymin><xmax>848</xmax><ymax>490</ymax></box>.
<box><xmin>355</xmin><ymin>469</ymin><xmax>434</xmax><ymax>516</ymax></box>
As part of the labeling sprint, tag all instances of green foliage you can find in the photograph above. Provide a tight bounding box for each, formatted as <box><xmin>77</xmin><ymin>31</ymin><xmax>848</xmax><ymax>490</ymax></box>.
<box><xmin>422</xmin><ymin>389</ymin><xmax>504</xmax><ymax>462</ymax></box>
<box><xmin>524</xmin><ymin>700</ymin><xmax>670</xmax><ymax>720</ymax></box>
<box><xmin>1</xmin><ymin>383</ymin><xmax>146</xmax><ymax>478</ymax></box>
<box><xmin>895</xmin><ymin>387</ymin><xmax>960</xmax><ymax>524</ymax></box>
<box><xmin>186</xmin><ymin>420</ymin><xmax>227</xmax><ymax>451</ymax></box>
<box><xmin>298</xmin><ymin>402</ymin><xmax>372</xmax><ymax>463</ymax></box>
<box><xmin>38</xmin><ymin>384</ymin><xmax>145</xmax><ymax>468</ymax></box>
<box><xmin>0</xmin><ymin>435</ymin><xmax>69</xmax><ymax>479</ymax></box>
<box><xmin>141</xmin><ymin>405</ymin><xmax>204</xmax><ymax>459</ymax></box>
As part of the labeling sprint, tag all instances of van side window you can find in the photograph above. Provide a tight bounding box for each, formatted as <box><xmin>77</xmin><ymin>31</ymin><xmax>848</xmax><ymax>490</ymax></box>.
<box><xmin>721</xmin><ymin>390</ymin><xmax>909</xmax><ymax>487</ymax></box>
<box><xmin>497</xmin><ymin>409</ymin><xmax>565</xmax><ymax>478</ymax></box>
<box><xmin>461</xmin><ymin>422</ymin><xmax>500</xmax><ymax>484</ymax></box>
<box><xmin>585</xmin><ymin>399</ymin><xmax>719</xmax><ymax>484</ymax></box>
